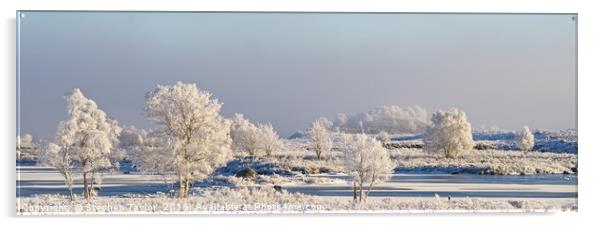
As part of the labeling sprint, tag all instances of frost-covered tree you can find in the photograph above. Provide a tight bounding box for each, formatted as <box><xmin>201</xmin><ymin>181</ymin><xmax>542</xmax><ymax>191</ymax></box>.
<box><xmin>146</xmin><ymin>82</ymin><xmax>232</xmax><ymax>198</ymax></box>
<box><xmin>108</xmin><ymin>133</ymin><xmax>126</xmax><ymax>174</ymax></box>
<box><xmin>34</xmin><ymin>139</ymin><xmax>51</xmax><ymax>166</ymax></box>
<box><xmin>341</xmin><ymin>133</ymin><xmax>394</xmax><ymax>202</ymax></box>
<box><xmin>230</xmin><ymin>114</ymin><xmax>283</xmax><ymax>157</ymax></box>
<box><xmin>53</xmin><ymin>89</ymin><xmax>122</xmax><ymax>199</ymax></box>
<box><xmin>310</xmin><ymin>117</ymin><xmax>333</xmax><ymax>160</ymax></box>
<box><xmin>230</xmin><ymin>114</ymin><xmax>261</xmax><ymax>157</ymax></box>
<box><xmin>17</xmin><ymin>134</ymin><xmax>37</xmax><ymax>161</ymax></box>
<box><xmin>230</xmin><ymin>114</ymin><xmax>283</xmax><ymax>158</ymax></box>
<box><xmin>516</xmin><ymin>126</ymin><xmax>535</xmax><ymax>152</ymax></box>
<box><xmin>128</xmin><ymin>129</ymin><xmax>177</xmax><ymax>192</ymax></box>
<box><xmin>334</xmin><ymin>105</ymin><xmax>428</xmax><ymax>134</ymax></box>
<box><xmin>17</xmin><ymin>134</ymin><xmax>33</xmax><ymax>149</ymax></box>
<box><xmin>257</xmin><ymin>123</ymin><xmax>282</xmax><ymax>157</ymax></box>
<box><xmin>376</xmin><ymin>131</ymin><xmax>391</xmax><ymax>145</ymax></box>
<box><xmin>333</xmin><ymin>113</ymin><xmax>348</xmax><ymax>132</ymax></box>
<box><xmin>45</xmin><ymin>142</ymin><xmax>75</xmax><ymax>200</ymax></box>
<box><xmin>118</xmin><ymin>126</ymin><xmax>148</xmax><ymax>174</ymax></box>
<box><xmin>118</xmin><ymin>126</ymin><xmax>145</xmax><ymax>157</ymax></box>
<box><xmin>423</xmin><ymin>108</ymin><xmax>474</xmax><ymax>159</ymax></box>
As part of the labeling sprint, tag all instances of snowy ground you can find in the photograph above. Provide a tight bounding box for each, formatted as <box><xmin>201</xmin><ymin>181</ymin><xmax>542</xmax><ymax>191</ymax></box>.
<box><xmin>390</xmin><ymin>149</ymin><xmax>577</xmax><ymax>175</ymax></box>
<box><xmin>17</xmin><ymin>186</ymin><xmax>576</xmax><ymax>214</ymax></box>
<box><xmin>16</xmin><ymin>130</ymin><xmax>578</xmax><ymax>213</ymax></box>
<box><xmin>17</xmin><ymin>166</ymin><xmax>577</xmax><ymax>213</ymax></box>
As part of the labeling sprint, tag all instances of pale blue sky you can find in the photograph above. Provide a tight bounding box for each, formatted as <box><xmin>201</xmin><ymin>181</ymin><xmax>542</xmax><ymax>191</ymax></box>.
<box><xmin>18</xmin><ymin>12</ymin><xmax>577</xmax><ymax>138</ymax></box>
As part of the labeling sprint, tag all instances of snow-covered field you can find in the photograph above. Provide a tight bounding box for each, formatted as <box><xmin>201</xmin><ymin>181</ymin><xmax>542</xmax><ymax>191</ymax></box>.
<box><xmin>391</xmin><ymin>149</ymin><xmax>577</xmax><ymax>175</ymax></box>
<box><xmin>17</xmin><ymin>130</ymin><xmax>578</xmax><ymax>214</ymax></box>
<box><xmin>17</xmin><ymin>187</ymin><xmax>576</xmax><ymax>214</ymax></box>
<box><xmin>17</xmin><ymin>165</ymin><xmax>577</xmax><ymax>214</ymax></box>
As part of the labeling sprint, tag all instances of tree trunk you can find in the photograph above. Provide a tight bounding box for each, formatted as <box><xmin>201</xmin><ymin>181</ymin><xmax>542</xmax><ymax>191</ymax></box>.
<box><xmin>177</xmin><ymin>173</ymin><xmax>186</xmax><ymax>198</ymax></box>
<box><xmin>353</xmin><ymin>181</ymin><xmax>358</xmax><ymax>201</ymax></box>
<box><xmin>63</xmin><ymin>170</ymin><xmax>74</xmax><ymax>201</ymax></box>
<box><xmin>68</xmin><ymin>187</ymin><xmax>74</xmax><ymax>201</ymax></box>
<box><xmin>83</xmin><ymin>172</ymin><xmax>90</xmax><ymax>199</ymax></box>
<box><xmin>185</xmin><ymin>176</ymin><xmax>191</xmax><ymax>196</ymax></box>
<box><xmin>365</xmin><ymin>175</ymin><xmax>376</xmax><ymax>202</ymax></box>
<box><xmin>67</xmin><ymin>179</ymin><xmax>74</xmax><ymax>201</ymax></box>
<box><xmin>358</xmin><ymin>181</ymin><xmax>364</xmax><ymax>202</ymax></box>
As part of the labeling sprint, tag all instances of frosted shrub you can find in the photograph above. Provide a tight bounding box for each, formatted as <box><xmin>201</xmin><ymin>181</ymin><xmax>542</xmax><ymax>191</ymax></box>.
<box><xmin>423</xmin><ymin>108</ymin><xmax>474</xmax><ymax>159</ymax></box>
<box><xmin>230</xmin><ymin>114</ymin><xmax>261</xmax><ymax>157</ymax></box>
<box><xmin>231</xmin><ymin>114</ymin><xmax>284</xmax><ymax>158</ymax></box>
<box><xmin>516</xmin><ymin>126</ymin><xmax>535</xmax><ymax>152</ymax></box>
<box><xmin>376</xmin><ymin>131</ymin><xmax>391</xmax><ymax>144</ymax></box>
<box><xmin>257</xmin><ymin>123</ymin><xmax>283</xmax><ymax>157</ymax></box>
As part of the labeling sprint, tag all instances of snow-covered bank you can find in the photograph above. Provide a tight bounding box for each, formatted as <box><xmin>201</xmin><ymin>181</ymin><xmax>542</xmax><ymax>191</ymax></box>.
<box><xmin>17</xmin><ymin>187</ymin><xmax>576</xmax><ymax>214</ymax></box>
<box><xmin>391</xmin><ymin>149</ymin><xmax>577</xmax><ymax>175</ymax></box>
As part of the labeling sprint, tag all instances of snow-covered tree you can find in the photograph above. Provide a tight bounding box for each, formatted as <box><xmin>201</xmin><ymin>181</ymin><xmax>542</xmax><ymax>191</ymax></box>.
<box><xmin>53</xmin><ymin>89</ymin><xmax>122</xmax><ymax>199</ymax></box>
<box><xmin>34</xmin><ymin>139</ymin><xmax>51</xmax><ymax>166</ymax></box>
<box><xmin>230</xmin><ymin>114</ymin><xmax>283</xmax><ymax>158</ymax></box>
<box><xmin>108</xmin><ymin>123</ymin><xmax>126</xmax><ymax>174</ymax></box>
<box><xmin>257</xmin><ymin>123</ymin><xmax>283</xmax><ymax>157</ymax></box>
<box><xmin>45</xmin><ymin>142</ymin><xmax>75</xmax><ymax>200</ymax></box>
<box><xmin>341</xmin><ymin>133</ymin><xmax>394</xmax><ymax>202</ymax></box>
<box><xmin>17</xmin><ymin>134</ymin><xmax>37</xmax><ymax>161</ymax></box>
<box><xmin>118</xmin><ymin>126</ymin><xmax>145</xmax><ymax>157</ymax></box>
<box><xmin>310</xmin><ymin>117</ymin><xmax>333</xmax><ymax>160</ymax></box>
<box><xmin>333</xmin><ymin>113</ymin><xmax>348</xmax><ymax>132</ymax></box>
<box><xmin>517</xmin><ymin>126</ymin><xmax>535</xmax><ymax>152</ymax></box>
<box><xmin>423</xmin><ymin>108</ymin><xmax>474</xmax><ymax>159</ymax></box>
<box><xmin>128</xmin><ymin>129</ymin><xmax>177</xmax><ymax>192</ymax></box>
<box><xmin>334</xmin><ymin>105</ymin><xmax>428</xmax><ymax>134</ymax></box>
<box><xmin>17</xmin><ymin>134</ymin><xmax>33</xmax><ymax>149</ymax></box>
<box><xmin>146</xmin><ymin>82</ymin><xmax>232</xmax><ymax>198</ymax></box>
<box><xmin>230</xmin><ymin>114</ymin><xmax>261</xmax><ymax>157</ymax></box>
<box><xmin>376</xmin><ymin>131</ymin><xmax>391</xmax><ymax>145</ymax></box>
